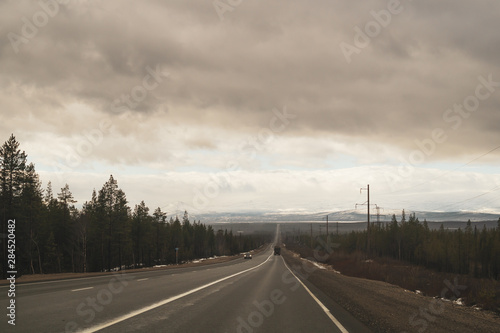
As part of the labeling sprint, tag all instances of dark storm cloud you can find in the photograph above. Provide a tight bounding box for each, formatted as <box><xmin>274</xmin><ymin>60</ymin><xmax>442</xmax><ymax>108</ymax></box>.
<box><xmin>1</xmin><ymin>0</ymin><xmax>500</xmax><ymax>163</ymax></box>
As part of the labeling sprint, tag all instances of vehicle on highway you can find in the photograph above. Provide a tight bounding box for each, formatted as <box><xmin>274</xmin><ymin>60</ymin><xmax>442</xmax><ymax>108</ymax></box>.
<box><xmin>244</xmin><ymin>253</ymin><xmax>252</xmax><ymax>259</ymax></box>
<box><xmin>274</xmin><ymin>246</ymin><xmax>281</xmax><ymax>255</ymax></box>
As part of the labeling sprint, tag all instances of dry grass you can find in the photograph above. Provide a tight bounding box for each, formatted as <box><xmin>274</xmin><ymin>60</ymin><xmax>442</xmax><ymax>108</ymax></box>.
<box><xmin>286</xmin><ymin>243</ymin><xmax>500</xmax><ymax>313</ymax></box>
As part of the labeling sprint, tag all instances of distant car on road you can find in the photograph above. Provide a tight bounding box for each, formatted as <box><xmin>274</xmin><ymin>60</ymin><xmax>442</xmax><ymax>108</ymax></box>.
<box><xmin>244</xmin><ymin>253</ymin><xmax>252</xmax><ymax>259</ymax></box>
<box><xmin>274</xmin><ymin>247</ymin><xmax>281</xmax><ymax>255</ymax></box>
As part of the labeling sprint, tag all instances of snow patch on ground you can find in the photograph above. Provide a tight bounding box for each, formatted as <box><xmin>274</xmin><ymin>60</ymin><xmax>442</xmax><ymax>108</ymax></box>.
<box><xmin>310</xmin><ymin>260</ymin><xmax>327</xmax><ymax>270</ymax></box>
<box><xmin>208</xmin><ymin>256</ymin><xmax>227</xmax><ymax>260</ymax></box>
<box><xmin>288</xmin><ymin>250</ymin><xmax>342</xmax><ymax>274</ymax></box>
<box><xmin>301</xmin><ymin>258</ymin><xmax>330</xmax><ymax>271</ymax></box>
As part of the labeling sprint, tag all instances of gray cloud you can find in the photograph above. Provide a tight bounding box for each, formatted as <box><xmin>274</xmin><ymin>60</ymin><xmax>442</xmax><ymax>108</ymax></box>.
<box><xmin>1</xmin><ymin>0</ymin><xmax>500</xmax><ymax>170</ymax></box>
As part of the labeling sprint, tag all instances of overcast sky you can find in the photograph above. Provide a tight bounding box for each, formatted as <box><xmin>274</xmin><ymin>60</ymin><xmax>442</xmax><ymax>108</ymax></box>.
<box><xmin>1</xmin><ymin>0</ymin><xmax>500</xmax><ymax>216</ymax></box>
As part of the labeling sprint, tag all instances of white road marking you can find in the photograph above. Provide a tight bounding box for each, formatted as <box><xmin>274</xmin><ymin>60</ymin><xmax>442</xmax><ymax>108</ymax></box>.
<box><xmin>0</xmin><ymin>274</ymin><xmax>129</xmax><ymax>288</ymax></box>
<box><xmin>137</xmin><ymin>278</ymin><xmax>149</xmax><ymax>282</ymax></box>
<box><xmin>80</xmin><ymin>253</ymin><xmax>274</xmax><ymax>333</ymax></box>
<box><xmin>0</xmin><ymin>258</ymin><xmax>217</xmax><ymax>288</ymax></box>
<box><xmin>71</xmin><ymin>287</ymin><xmax>94</xmax><ymax>292</ymax></box>
<box><xmin>281</xmin><ymin>256</ymin><xmax>349</xmax><ymax>333</ymax></box>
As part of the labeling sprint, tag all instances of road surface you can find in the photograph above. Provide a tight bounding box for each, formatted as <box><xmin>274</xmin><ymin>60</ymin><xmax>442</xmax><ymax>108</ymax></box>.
<box><xmin>1</xmin><ymin>227</ymin><xmax>370</xmax><ymax>333</ymax></box>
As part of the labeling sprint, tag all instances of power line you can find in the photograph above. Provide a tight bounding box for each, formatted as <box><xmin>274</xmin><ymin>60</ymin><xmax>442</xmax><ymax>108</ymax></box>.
<box><xmin>430</xmin><ymin>184</ymin><xmax>500</xmax><ymax>212</ymax></box>
<box><xmin>381</xmin><ymin>144</ymin><xmax>500</xmax><ymax>196</ymax></box>
<box><xmin>356</xmin><ymin>185</ymin><xmax>370</xmax><ymax>254</ymax></box>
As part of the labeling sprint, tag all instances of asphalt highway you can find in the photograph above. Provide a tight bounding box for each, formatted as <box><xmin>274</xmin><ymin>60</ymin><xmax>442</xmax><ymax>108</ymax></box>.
<box><xmin>1</xmin><ymin>227</ymin><xmax>370</xmax><ymax>333</ymax></box>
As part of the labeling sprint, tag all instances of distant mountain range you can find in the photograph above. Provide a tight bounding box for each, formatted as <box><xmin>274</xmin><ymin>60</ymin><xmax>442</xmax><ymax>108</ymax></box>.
<box><xmin>193</xmin><ymin>209</ymin><xmax>500</xmax><ymax>224</ymax></box>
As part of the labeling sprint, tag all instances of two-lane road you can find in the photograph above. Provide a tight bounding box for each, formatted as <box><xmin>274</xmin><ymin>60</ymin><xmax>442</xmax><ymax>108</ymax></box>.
<box><xmin>1</xmin><ymin>228</ymin><xmax>370</xmax><ymax>332</ymax></box>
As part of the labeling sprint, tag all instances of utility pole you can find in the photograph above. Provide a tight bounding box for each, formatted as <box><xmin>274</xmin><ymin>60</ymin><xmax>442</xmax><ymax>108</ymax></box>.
<box><xmin>367</xmin><ymin>184</ymin><xmax>370</xmax><ymax>254</ymax></box>
<box><xmin>310</xmin><ymin>223</ymin><xmax>313</xmax><ymax>249</ymax></box>
<box><xmin>374</xmin><ymin>205</ymin><xmax>384</xmax><ymax>227</ymax></box>
<box><xmin>326</xmin><ymin>215</ymin><xmax>329</xmax><ymax>244</ymax></box>
<box><xmin>356</xmin><ymin>187</ymin><xmax>382</xmax><ymax>253</ymax></box>
<box><xmin>359</xmin><ymin>185</ymin><xmax>370</xmax><ymax>254</ymax></box>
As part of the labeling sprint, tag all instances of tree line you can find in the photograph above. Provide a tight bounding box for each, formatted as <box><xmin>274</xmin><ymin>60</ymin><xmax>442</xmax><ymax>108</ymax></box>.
<box><xmin>0</xmin><ymin>135</ymin><xmax>266</xmax><ymax>277</ymax></box>
<box><xmin>295</xmin><ymin>211</ymin><xmax>500</xmax><ymax>280</ymax></box>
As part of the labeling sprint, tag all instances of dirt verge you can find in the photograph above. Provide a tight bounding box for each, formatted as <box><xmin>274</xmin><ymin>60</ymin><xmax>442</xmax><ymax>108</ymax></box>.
<box><xmin>282</xmin><ymin>248</ymin><xmax>500</xmax><ymax>333</ymax></box>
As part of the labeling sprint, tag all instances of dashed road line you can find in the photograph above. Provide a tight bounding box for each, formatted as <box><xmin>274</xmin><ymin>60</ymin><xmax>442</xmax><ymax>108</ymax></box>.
<box><xmin>81</xmin><ymin>253</ymin><xmax>274</xmax><ymax>332</ymax></box>
<box><xmin>71</xmin><ymin>287</ymin><xmax>94</xmax><ymax>292</ymax></box>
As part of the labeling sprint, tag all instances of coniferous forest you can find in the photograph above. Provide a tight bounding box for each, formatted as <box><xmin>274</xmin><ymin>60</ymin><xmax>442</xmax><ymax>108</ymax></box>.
<box><xmin>0</xmin><ymin>135</ymin><xmax>268</xmax><ymax>278</ymax></box>
<box><xmin>285</xmin><ymin>213</ymin><xmax>500</xmax><ymax>311</ymax></box>
<box><xmin>337</xmin><ymin>212</ymin><xmax>500</xmax><ymax>279</ymax></box>
<box><xmin>286</xmin><ymin>211</ymin><xmax>500</xmax><ymax>280</ymax></box>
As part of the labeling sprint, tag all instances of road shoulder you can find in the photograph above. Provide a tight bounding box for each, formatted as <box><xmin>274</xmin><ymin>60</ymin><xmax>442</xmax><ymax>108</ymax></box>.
<box><xmin>282</xmin><ymin>249</ymin><xmax>500</xmax><ymax>333</ymax></box>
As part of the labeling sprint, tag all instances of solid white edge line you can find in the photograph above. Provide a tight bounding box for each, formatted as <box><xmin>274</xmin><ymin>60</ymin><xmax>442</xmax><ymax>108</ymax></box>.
<box><xmin>71</xmin><ymin>287</ymin><xmax>94</xmax><ymax>292</ymax></box>
<box><xmin>281</xmin><ymin>256</ymin><xmax>349</xmax><ymax>333</ymax></box>
<box><xmin>79</xmin><ymin>252</ymin><xmax>274</xmax><ymax>333</ymax></box>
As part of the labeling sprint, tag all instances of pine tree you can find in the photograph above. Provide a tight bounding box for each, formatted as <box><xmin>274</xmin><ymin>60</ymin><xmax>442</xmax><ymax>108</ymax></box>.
<box><xmin>97</xmin><ymin>175</ymin><xmax>129</xmax><ymax>271</ymax></box>
<box><xmin>182</xmin><ymin>211</ymin><xmax>194</xmax><ymax>260</ymax></box>
<box><xmin>132</xmin><ymin>201</ymin><xmax>149</xmax><ymax>268</ymax></box>
<box><xmin>465</xmin><ymin>220</ymin><xmax>473</xmax><ymax>274</ymax></box>
<box><xmin>44</xmin><ymin>181</ymin><xmax>54</xmax><ymax>205</ymax></box>
<box><xmin>0</xmin><ymin>134</ymin><xmax>27</xmax><ymax>278</ymax></box>
<box><xmin>56</xmin><ymin>184</ymin><xmax>77</xmax><ymax>272</ymax></box>
<box><xmin>20</xmin><ymin>163</ymin><xmax>44</xmax><ymax>274</ymax></box>
<box><xmin>44</xmin><ymin>231</ymin><xmax>59</xmax><ymax>273</ymax></box>
<box><xmin>114</xmin><ymin>189</ymin><xmax>129</xmax><ymax>270</ymax></box>
<box><xmin>83</xmin><ymin>190</ymin><xmax>99</xmax><ymax>272</ymax></box>
<box><xmin>153</xmin><ymin>207</ymin><xmax>167</xmax><ymax>264</ymax></box>
<box><xmin>171</xmin><ymin>216</ymin><xmax>182</xmax><ymax>260</ymax></box>
<box><xmin>0</xmin><ymin>134</ymin><xmax>27</xmax><ymax>211</ymax></box>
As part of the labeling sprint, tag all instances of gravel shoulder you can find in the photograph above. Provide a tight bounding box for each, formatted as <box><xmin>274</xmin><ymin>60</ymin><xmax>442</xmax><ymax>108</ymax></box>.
<box><xmin>283</xmin><ymin>249</ymin><xmax>500</xmax><ymax>333</ymax></box>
